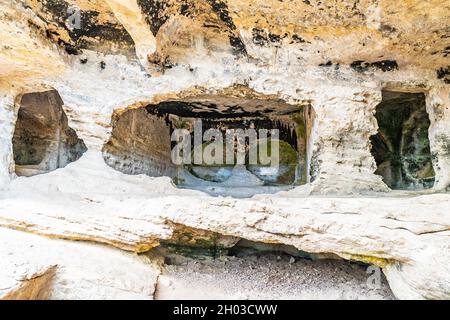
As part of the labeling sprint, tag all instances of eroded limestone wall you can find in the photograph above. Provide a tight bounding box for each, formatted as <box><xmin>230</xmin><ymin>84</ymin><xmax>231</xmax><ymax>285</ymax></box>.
<box><xmin>2</xmin><ymin>73</ymin><xmax>449</xmax><ymax>194</ymax></box>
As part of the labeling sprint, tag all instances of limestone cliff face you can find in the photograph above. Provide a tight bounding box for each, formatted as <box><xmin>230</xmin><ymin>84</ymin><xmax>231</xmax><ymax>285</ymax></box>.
<box><xmin>0</xmin><ymin>0</ymin><xmax>449</xmax><ymax>300</ymax></box>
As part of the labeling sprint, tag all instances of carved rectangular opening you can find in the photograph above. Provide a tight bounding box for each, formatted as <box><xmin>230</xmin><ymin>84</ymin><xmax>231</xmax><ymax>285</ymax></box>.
<box><xmin>103</xmin><ymin>93</ymin><xmax>315</xmax><ymax>197</ymax></box>
<box><xmin>13</xmin><ymin>90</ymin><xmax>87</xmax><ymax>177</ymax></box>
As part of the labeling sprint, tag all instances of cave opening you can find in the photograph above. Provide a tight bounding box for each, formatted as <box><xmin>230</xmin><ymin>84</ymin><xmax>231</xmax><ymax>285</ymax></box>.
<box><xmin>103</xmin><ymin>93</ymin><xmax>314</xmax><ymax>197</ymax></box>
<box><xmin>12</xmin><ymin>90</ymin><xmax>87</xmax><ymax>177</ymax></box>
<box><xmin>370</xmin><ymin>90</ymin><xmax>435</xmax><ymax>190</ymax></box>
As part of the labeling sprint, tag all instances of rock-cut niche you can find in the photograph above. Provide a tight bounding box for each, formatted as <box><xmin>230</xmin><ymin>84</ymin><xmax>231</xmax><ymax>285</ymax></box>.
<box><xmin>103</xmin><ymin>91</ymin><xmax>315</xmax><ymax>197</ymax></box>
<box><xmin>12</xmin><ymin>90</ymin><xmax>87</xmax><ymax>177</ymax></box>
<box><xmin>370</xmin><ymin>90</ymin><xmax>435</xmax><ymax>190</ymax></box>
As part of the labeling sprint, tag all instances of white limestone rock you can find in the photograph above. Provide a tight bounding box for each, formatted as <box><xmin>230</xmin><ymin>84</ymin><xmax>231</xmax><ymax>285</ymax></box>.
<box><xmin>0</xmin><ymin>227</ymin><xmax>163</xmax><ymax>300</ymax></box>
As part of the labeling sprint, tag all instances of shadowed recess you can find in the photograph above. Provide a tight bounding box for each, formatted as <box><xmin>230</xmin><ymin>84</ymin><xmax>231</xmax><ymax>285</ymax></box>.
<box><xmin>13</xmin><ymin>90</ymin><xmax>87</xmax><ymax>177</ymax></box>
<box><xmin>370</xmin><ymin>91</ymin><xmax>435</xmax><ymax>190</ymax></box>
<box><xmin>103</xmin><ymin>93</ymin><xmax>315</xmax><ymax>197</ymax></box>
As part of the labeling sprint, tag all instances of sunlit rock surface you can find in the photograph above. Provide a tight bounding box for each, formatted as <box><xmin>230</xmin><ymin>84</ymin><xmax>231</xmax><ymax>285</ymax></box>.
<box><xmin>0</xmin><ymin>228</ymin><xmax>163</xmax><ymax>300</ymax></box>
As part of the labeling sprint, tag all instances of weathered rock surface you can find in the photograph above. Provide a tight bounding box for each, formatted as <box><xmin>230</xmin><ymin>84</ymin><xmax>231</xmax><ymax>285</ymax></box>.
<box><xmin>0</xmin><ymin>152</ymin><xmax>188</xmax><ymax>252</ymax></box>
<box><xmin>0</xmin><ymin>153</ymin><xmax>448</xmax><ymax>299</ymax></box>
<box><xmin>15</xmin><ymin>0</ymin><xmax>449</xmax><ymax>73</ymax></box>
<box><xmin>156</xmin><ymin>253</ymin><xmax>395</xmax><ymax>300</ymax></box>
